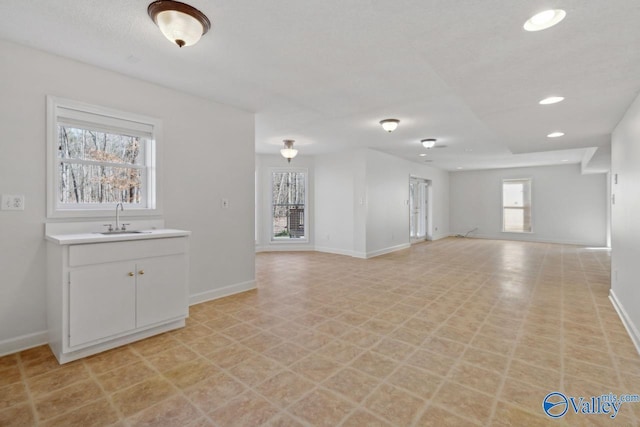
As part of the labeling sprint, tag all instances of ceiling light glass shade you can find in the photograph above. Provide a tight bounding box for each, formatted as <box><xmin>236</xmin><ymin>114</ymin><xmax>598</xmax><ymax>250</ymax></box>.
<box><xmin>547</xmin><ymin>132</ymin><xmax>565</xmax><ymax>138</ymax></box>
<box><xmin>380</xmin><ymin>119</ymin><xmax>400</xmax><ymax>132</ymax></box>
<box><xmin>148</xmin><ymin>1</ymin><xmax>211</xmax><ymax>47</ymax></box>
<box><xmin>539</xmin><ymin>96</ymin><xmax>565</xmax><ymax>105</ymax></box>
<box><xmin>421</xmin><ymin>138</ymin><xmax>436</xmax><ymax>149</ymax></box>
<box><xmin>280</xmin><ymin>140</ymin><xmax>298</xmax><ymax>163</ymax></box>
<box><xmin>280</xmin><ymin>148</ymin><xmax>298</xmax><ymax>158</ymax></box>
<box><xmin>156</xmin><ymin>10</ymin><xmax>203</xmax><ymax>46</ymax></box>
<box><xmin>524</xmin><ymin>9</ymin><xmax>566</xmax><ymax>31</ymax></box>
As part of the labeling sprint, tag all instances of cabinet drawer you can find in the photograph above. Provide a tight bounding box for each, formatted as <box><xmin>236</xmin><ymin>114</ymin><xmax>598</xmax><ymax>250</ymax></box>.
<box><xmin>69</xmin><ymin>237</ymin><xmax>187</xmax><ymax>267</ymax></box>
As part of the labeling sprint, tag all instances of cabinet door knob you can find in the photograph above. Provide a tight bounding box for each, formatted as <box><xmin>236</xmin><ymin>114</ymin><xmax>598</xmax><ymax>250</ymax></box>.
<box><xmin>138</xmin><ymin>270</ymin><xmax>145</xmax><ymax>275</ymax></box>
<box><xmin>128</xmin><ymin>272</ymin><xmax>135</xmax><ymax>277</ymax></box>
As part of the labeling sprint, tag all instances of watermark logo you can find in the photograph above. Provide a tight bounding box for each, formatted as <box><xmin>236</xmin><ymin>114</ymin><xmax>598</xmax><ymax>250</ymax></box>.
<box><xmin>542</xmin><ymin>392</ymin><xmax>568</xmax><ymax>418</ymax></box>
<box><xmin>542</xmin><ymin>392</ymin><xmax>640</xmax><ymax>419</ymax></box>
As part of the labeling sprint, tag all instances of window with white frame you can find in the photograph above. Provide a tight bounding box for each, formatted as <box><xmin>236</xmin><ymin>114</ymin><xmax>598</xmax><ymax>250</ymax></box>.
<box><xmin>271</xmin><ymin>170</ymin><xmax>307</xmax><ymax>241</ymax></box>
<box><xmin>47</xmin><ymin>97</ymin><xmax>160</xmax><ymax>218</ymax></box>
<box><xmin>502</xmin><ymin>178</ymin><xmax>532</xmax><ymax>232</ymax></box>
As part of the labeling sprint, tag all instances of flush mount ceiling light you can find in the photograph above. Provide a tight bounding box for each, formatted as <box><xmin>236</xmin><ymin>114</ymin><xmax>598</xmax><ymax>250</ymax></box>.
<box><xmin>421</xmin><ymin>138</ymin><xmax>437</xmax><ymax>149</ymax></box>
<box><xmin>419</xmin><ymin>153</ymin><xmax>427</xmax><ymax>157</ymax></box>
<box><xmin>539</xmin><ymin>96</ymin><xmax>565</xmax><ymax>105</ymax></box>
<box><xmin>148</xmin><ymin>0</ymin><xmax>211</xmax><ymax>48</ymax></box>
<box><xmin>524</xmin><ymin>9</ymin><xmax>566</xmax><ymax>31</ymax></box>
<box><xmin>380</xmin><ymin>119</ymin><xmax>400</xmax><ymax>133</ymax></box>
<box><xmin>547</xmin><ymin>132</ymin><xmax>565</xmax><ymax>138</ymax></box>
<box><xmin>280</xmin><ymin>139</ymin><xmax>298</xmax><ymax>163</ymax></box>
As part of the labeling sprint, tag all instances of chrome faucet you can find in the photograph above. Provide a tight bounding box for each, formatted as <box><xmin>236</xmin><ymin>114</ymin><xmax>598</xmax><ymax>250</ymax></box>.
<box><xmin>115</xmin><ymin>202</ymin><xmax>124</xmax><ymax>231</ymax></box>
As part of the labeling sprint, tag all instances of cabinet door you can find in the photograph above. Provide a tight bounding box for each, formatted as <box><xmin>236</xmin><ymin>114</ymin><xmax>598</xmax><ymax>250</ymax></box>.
<box><xmin>136</xmin><ymin>254</ymin><xmax>188</xmax><ymax>328</ymax></box>
<box><xmin>69</xmin><ymin>262</ymin><xmax>136</xmax><ymax>347</ymax></box>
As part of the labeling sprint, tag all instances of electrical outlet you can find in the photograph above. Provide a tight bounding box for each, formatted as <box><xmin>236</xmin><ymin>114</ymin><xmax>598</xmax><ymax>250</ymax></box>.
<box><xmin>1</xmin><ymin>194</ymin><xmax>25</xmax><ymax>211</ymax></box>
<box><xmin>221</xmin><ymin>198</ymin><xmax>230</xmax><ymax>209</ymax></box>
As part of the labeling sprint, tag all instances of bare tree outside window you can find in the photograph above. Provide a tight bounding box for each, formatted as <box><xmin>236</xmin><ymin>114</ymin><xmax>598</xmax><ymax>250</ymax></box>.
<box><xmin>272</xmin><ymin>171</ymin><xmax>306</xmax><ymax>239</ymax></box>
<box><xmin>57</xmin><ymin>126</ymin><xmax>145</xmax><ymax>205</ymax></box>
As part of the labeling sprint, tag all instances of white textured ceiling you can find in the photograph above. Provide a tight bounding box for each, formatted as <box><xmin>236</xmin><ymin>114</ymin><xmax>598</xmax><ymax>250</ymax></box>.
<box><xmin>1</xmin><ymin>0</ymin><xmax>639</xmax><ymax>170</ymax></box>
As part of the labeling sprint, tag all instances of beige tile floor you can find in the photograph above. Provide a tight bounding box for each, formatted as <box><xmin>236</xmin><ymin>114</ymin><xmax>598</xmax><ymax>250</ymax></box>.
<box><xmin>1</xmin><ymin>238</ymin><xmax>639</xmax><ymax>426</ymax></box>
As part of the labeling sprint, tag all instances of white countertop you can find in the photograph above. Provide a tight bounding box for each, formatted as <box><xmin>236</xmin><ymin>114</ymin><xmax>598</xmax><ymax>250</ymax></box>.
<box><xmin>46</xmin><ymin>229</ymin><xmax>191</xmax><ymax>245</ymax></box>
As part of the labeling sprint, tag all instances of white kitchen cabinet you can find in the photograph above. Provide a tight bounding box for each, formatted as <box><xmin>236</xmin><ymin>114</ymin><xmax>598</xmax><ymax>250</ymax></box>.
<box><xmin>69</xmin><ymin>261</ymin><xmax>137</xmax><ymax>347</ymax></box>
<box><xmin>136</xmin><ymin>254</ymin><xmax>188</xmax><ymax>328</ymax></box>
<box><xmin>46</xmin><ymin>232</ymin><xmax>190</xmax><ymax>363</ymax></box>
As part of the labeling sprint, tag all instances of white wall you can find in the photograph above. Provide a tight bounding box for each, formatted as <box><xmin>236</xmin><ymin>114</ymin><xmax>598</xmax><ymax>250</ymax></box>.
<box><xmin>363</xmin><ymin>149</ymin><xmax>450</xmax><ymax>257</ymax></box>
<box><xmin>0</xmin><ymin>41</ymin><xmax>255</xmax><ymax>354</ymax></box>
<box><xmin>610</xmin><ymin>92</ymin><xmax>640</xmax><ymax>352</ymax></box>
<box><xmin>255</xmin><ymin>154</ymin><xmax>315</xmax><ymax>252</ymax></box>
<box><xmin>314</xmin><ymin>152</ymin><xmax>355</xmax><ymax>256</ymax></box>
<box><xmin>449</xmin><ymin>164</ymin><xmax>607</xmax><ymax>246</ymax></box>
<box><xmin>313</xmin><ymin>149</ymin><xmax>450</xmax><ymax>258</ymax></box>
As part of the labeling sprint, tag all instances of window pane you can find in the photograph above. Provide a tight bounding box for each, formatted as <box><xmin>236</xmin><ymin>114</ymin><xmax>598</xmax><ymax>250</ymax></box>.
<box><xmin>58</xmin><ymin>126</ymin><xmax>145</xmax><ymax>166</ymax></box>
<box><xmin>502</xmin><ymin>179</ymin><xmax>531</xmax><ymax>232</ymax></box>
<box><xmin>58</xmin><ymin>162</ymin><xmax>143</xmax><ymax>205</ymax></box>
<box><xmin>503</xmin><ymin>182</ymin><xmax>523</xmax><ymax>207</ymax></box>
<box><xmin>503</xmin><ymin>208</ymin><xmax>525</xmax><ymax>232</ymax></box>
<box><xmin>272</xmin><ymin>171</ymin><xmax>306</xmax><ymax>239</ymax></box>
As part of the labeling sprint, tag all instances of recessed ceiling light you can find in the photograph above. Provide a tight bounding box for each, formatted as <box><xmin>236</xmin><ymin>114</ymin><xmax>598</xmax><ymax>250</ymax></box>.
<box><xmin>524</xmin><ymin>9</ymin><xmax>566</xmax><ymax>31</ymax></box>
<box><xmin>456</xmin><ymin>167</ymin><xmax>463</xmax><ymax>170</ymax></box>
<box><xmin>419</xmin><ymin>153</ymin><xmax>427</xmax><ymax>157</ymax></box>
<box><xmin>539</xmin><ymin>96</ymin><xmax>565</xmax><ymax>105</ymax></box>
<box><xmin>547</xmin><ymin>132</ymin><xmax>565</xmax><ymax>138</ymax></box>
<box><xmin>561</xmin><ymin>159</ymin><xmax>569</xmax><ymax>162</ymax></box>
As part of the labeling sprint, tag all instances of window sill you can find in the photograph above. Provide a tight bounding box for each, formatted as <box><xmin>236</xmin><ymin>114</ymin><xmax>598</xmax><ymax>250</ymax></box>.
<box><xmin>270</xmin><ymin>238</ymin><xmax>309</xmax><ymax>244</ymax></box>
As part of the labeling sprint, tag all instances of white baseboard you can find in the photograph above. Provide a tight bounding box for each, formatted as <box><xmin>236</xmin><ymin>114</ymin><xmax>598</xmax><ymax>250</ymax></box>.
<box><xmin>55</xmin><ymin>319</ymin><xmax>185</xmax><ymax>364</ymax></box>
<box><xmin>449</xmin><ymin>232</ymin><xmax>605</xmax><ymax>247</ymax></box>
<box><xmin>314</xmin><ymin>246</ymin><xmax>355</xmax><ymax>257</ymax></box>
<box><xmin>0</xmin><ymin>330</ymin><xmax>48</xmax><ymax>357</ymax></box>
<box><xmin>609</xmin><ymin>289</ymin><xmax>640</xmax><ymax>356</ymax></box>
<box><xmin>189</xmin><ymin>280</ymin><xmax>256</xmax><ymax>306</ymax></box>
<box><xmin>258</xmin><ymin>243</ymin><xmax>411</xmax><ymax>259</ymax></box>
<box><xmin>431</xmin><ymin>233</ymin><xmax>450</xmax><ymax>241</ymax></box>
<box><xmin>255</xmin><ymin>244</ymin><xmax>313</xmax><ymax>253</ymax></box>
<box><xmin>365</xmin><ymin>243</ymin><xmax>411</xmax><ymax>259</ymax></box>
<box><xmin>0</xmin><ymin>281</ymin><xmax>257</xmax><ymax>358</ymax></box>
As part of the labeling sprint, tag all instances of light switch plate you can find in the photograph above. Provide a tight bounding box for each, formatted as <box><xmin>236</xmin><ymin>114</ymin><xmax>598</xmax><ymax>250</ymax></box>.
<box><xmin>1</xmin><ymin>194</ymin><xmax>25</xmax><ymax>210</ymax></box>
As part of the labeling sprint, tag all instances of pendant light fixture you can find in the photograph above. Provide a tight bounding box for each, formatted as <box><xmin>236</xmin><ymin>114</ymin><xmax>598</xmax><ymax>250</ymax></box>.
<box><xmin>148</xmin><ymin>0</ymin><xmax>211</xmax><ymax>48</ymax></box>
<box><xmin>379</xmin><ymin>119</ymin><xmax>400</xmax><ymax>133</ymax></box>
<box><xmin>421</xmin><ymin>138</ymin><xmax>436</xmax><ymax>149</ymax></box>
<box><xmin>280</xmin><ymin>140</ymin><xmax>298</xmax><ymax>163</ymax></box>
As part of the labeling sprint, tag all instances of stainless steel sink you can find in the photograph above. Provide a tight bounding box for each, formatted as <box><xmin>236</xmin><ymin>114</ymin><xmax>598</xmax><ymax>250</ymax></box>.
<box><xmin>99</xmin><ymin>230</ymin><xmax>150</xmax><ymax>235</ymax></box>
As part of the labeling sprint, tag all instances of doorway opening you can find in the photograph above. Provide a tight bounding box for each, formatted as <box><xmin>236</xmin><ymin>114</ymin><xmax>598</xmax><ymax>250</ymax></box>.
<box><xmin>409</xmin><ymin>177</ymin><xmax>432</xmax><ymax>243</ymax></box>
